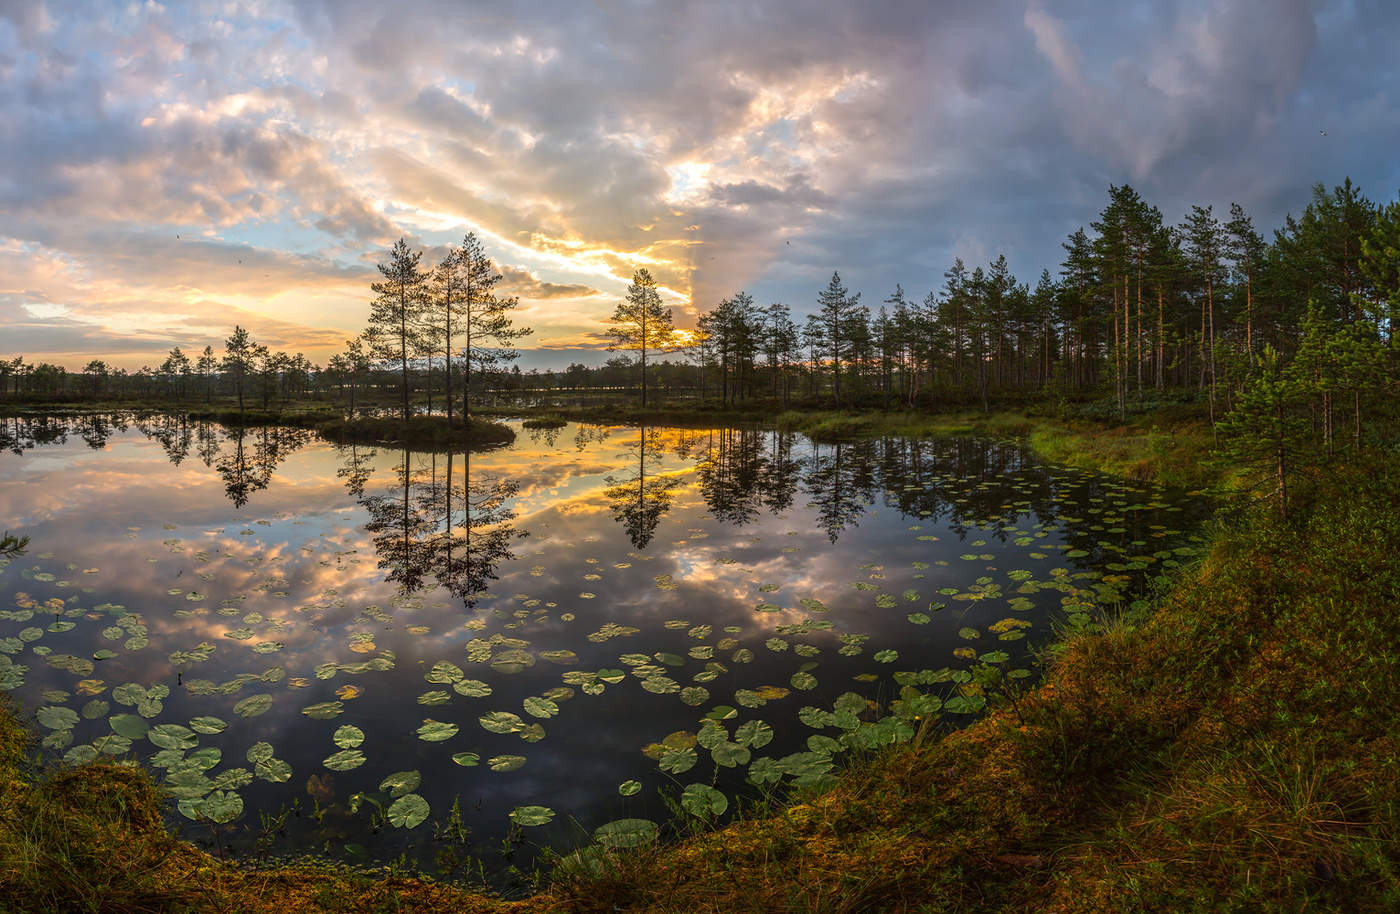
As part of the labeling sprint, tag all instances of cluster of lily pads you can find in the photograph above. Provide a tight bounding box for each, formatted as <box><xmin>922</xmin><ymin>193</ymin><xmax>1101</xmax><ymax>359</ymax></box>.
<box><xmin>0</xmin><ymin>430</ymin><xmax>1209</xmax><ymax>865</ymax></box>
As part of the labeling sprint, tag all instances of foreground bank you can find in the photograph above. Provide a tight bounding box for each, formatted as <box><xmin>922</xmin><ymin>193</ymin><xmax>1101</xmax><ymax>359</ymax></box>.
<box><xmin>1</xmin><ymin>421</ymin><xmax>1396</xmax><ymax>911</ymax></box>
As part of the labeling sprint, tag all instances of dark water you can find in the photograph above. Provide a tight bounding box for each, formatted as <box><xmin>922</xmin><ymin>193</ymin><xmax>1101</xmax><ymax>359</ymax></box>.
<box><xmin>0</xmin><ymin>413</ymin><xmax>1208</xmax><ymax>877</ymax></box>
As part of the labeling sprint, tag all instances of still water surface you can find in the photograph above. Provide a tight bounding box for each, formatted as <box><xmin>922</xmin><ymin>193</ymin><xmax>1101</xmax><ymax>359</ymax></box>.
<box><xmin>0</xmin><ymin>414</ymin><xmax>1208</xmax><ymax>873</ymax></box>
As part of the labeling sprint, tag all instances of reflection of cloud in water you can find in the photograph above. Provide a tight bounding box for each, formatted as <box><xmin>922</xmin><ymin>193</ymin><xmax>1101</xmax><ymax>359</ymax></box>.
<box><xmin>0</xmin><ymin>415</ymin><xmax>1208</xmax><ymax>872</ymax></box>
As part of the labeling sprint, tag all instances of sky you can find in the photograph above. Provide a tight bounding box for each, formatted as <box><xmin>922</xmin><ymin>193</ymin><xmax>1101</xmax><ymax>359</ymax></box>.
<box><xmin>2</xmin><ymin>0</ymin><xmax>1398</xmax><ymax>372</ymax></box>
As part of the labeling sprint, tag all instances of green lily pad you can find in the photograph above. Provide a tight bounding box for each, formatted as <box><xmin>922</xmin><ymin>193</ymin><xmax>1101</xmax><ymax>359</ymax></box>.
<box><xmin>509</xmin><ymin>805</ymin><xmax>555</xmax><ymax>826</ymax></box>
<box><xmin>659</xmin><ymin>746</ymin><xmax>697</xmax><ymax>774</ymax></box>
<box><xmin>323</xmin><ymin>749</ymin><xmax>366</xmax><ymax>771</ymax></box>
<box><xmin>36</xmin><ymin>706</ymin><xmax>78</xmax><ymax>730</ymax></box>
<box><xmin>735</xmin><ymin>719</ymin><xmax>773</xmax><ymax>749</ymax></box>
<box><xmin>488</xmin><ymin>754</ymin><xmax>526</xmax><ymax>772</ymax></box>
<box><xmin>680</xmin><ymin>784</ymin><xmax>728</xmax><ymax>818</ymax></box>
<box><xmin>148</xmin><ymin>724</ymin><xmax>197</xmax><ymax>750</ymax></box>
<box><xmin>109</xmin><ymin>714</ymin><xmax>150</xmax><ymax>739</ymax></box>
<box><xmin>417</xmin><ymin>719</ymin><xmax>459</xmax><ymax>742</ymax></box>
<box><xmin>333</xmin><ymin>725</ymin><xmax>365</xmax><ymax>748</ymax></box>
<box><xmin>233</xmin><ymin>694</ymin><xmax>273</xmax><ymax>718</ymax></box>
<box><xmin>453</xmin><ymin>679</ymin><xmax>492</xmax><ymax>697</ymax></box>
<box><xmin>618</xmin><ymin>779</ymin><xmax>642</xmax><ymax>797</ymax></box>
<box><xmin>386</xmin><ymin>793</ymin><xmax>430</xmax><ymax>828</ymax></box>
<box><xmin>710</xmin><ymin>741</ymin><xmax>751</xmax><ymax>768</ymax></box>
<box><xmin>188</xmin><ymin>716</ymin><xmax>227</xmax><ymax>735</ymax></box>
<box><xmin>246</xmin><ymin>741</ymin><xmax>275</xmax><ymax>764</ymax></box>
<box><xmin>379</xmin><ymin>770</ymin><xmax>421</xmax><ymax>798</ymax></box>
<box><xmin>593</xmin><ymin>818</ymin><xmax>658</xmax><ymax>849</ymax></box>
<box><xmin>425</xmin><ymin>661</ymin><xmax>464</xmax><ymax>684</ymax></box>
<box><xmin>479</xmin><ymin>711</ymin><xmax>524</xmax><ymax>734</ymax></box>
<box><xmin>523</xmin><ymin>697</ymin><xmax>558</xmax><ymax>719</ymax></box>
<box><xmin>255</xmin><ymin>757</ymin><xmax>292</xmax><ymax>783</ymax></box>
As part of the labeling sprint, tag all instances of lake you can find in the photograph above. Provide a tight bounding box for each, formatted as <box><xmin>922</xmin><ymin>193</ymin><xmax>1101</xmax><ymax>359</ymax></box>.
<box><xmin>0</xmin><ymin>413</ymin><xmax>1208</xmax><ymax>879</ymax></box>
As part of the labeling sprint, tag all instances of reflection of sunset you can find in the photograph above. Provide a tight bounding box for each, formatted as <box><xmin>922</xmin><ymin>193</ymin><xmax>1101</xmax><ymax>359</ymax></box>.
<box><xmin>0</xmin><ymin>415</ymin><xmax>1206</xmax><ymax>868</ymax></box>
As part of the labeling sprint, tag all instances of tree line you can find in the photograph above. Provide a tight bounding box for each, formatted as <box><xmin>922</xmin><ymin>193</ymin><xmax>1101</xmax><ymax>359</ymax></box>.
<box><xmin>615</xmin><ymin>179</ymin><xmax>1396</xmax><ymax>417</ymax></box>
<box><xmin>4</xmin><ymin>178</ymin><xmax>1397</xmax><ymax>441</ymax></box>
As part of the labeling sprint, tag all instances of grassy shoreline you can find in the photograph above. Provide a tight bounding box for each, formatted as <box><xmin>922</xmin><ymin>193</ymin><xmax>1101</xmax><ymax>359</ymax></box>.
<box><xmin>488</xmin><ymin>399</ymin><xmax>1220</xmax><ymax>490</ymax></box>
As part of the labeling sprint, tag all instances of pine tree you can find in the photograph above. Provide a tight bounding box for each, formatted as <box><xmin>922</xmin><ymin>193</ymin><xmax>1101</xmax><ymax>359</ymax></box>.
<box><xmin>221</xmin><ymin>326</ymin><xmax>257</xmax><ymax>415</ymax></box>
<box><xmin>1359</xmin><ymin>196</ymin><xmax>1400</xmax><ymax>343</ymax></box>
<box><xmin>1183</xmin><ymin>204</ymin><xmax>1227</xmax><ymax>429</ymax></box>
<box><xmin>1225</xmin><ymin>202</ymin><xmax>1265</xmax><ymax>356</ymax></box>
<box><xmin>607</xmin><ymin>268</ymin><xmax>673</xmax><ymax>407</ymax></box>
<box><xmin>451</xmin><ymin>233</ymin><xmax>530</xmax><ymax>422</ymax></box>
<box><xmin>196</xmin><ymin>346</ymin><xmax>217</xmax><ymax>403</ymax></box>
<box><xmin>160</xmin><ymin>347</ymin><xmax>191</xmax><ymax>400</ymax></box>
<box><xmin>1216</xmin><ymin>345</ymin><xmax>1307</xmax><ymax>519</ymax></box>
<box><xmin>817</xmin><ymin>271</ymin><xmax>860</xmax><ymax>406</ymax></box>
<box><xmin>368</xmin><ymin>238</ymin><xmax>429</xmax><ymax>427</ymax></box>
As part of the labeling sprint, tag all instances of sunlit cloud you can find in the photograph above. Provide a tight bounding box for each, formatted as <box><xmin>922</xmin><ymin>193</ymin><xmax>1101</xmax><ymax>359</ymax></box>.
<box><xmin>0</xmin><ymin>0</ymin><xmax>1394</xmax><ymax>369</ymax></box>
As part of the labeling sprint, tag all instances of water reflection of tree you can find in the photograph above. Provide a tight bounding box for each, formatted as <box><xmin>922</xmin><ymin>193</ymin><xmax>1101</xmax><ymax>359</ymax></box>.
<box><xmin>525</xmin><ymin>424</ymin><xmax>562</xmax><ymax>448</ymax></box>
<box><xmin>336</xmin><ymin>444</ymin><xmax>376</xmax><ymax>498</ymax></box>
<box><xmin>361</xmin><ymin>449</ymin><xmax>438</xmax><ymax>592</ymax></box>
<box><xmin>195</xmin><ymin>421</ymin><xmax>220</xmax><ymax>468</ymax></box>
<box><xmin>0</xmin><ymin>416</ymin><xmax>71</xmax><ymax>454</ymax></box>
<box><xmin>803</xmin><ymin>440</ymin><xmax>877</xmax><ymax>543</ymax></box>
<box><xmin>431</xmin><ymin>450</ymin><xmax>522</xmax><ymax>604</ymax></box>
<box><xmin>137</xmin><ymin>414</ymin><xmax>192</xmax><ymax>464</ymax></box>
<box><xmin>603</xmin><ymin>427</ymin><xmax>681</xmax><ymax>549</ymax></box>
<box><xmin>350</xmin><ymin>447</ymin><xmax>523</xmax><ymax>606</ymax></box>
<box><xmin>216</xmin><ymin>426</ymin><xmax>310</xmax><ymax>508</ymax></box>
<box><xmin>79</xmin><ymin>414</ymin><xmax>118</xmax><ymax>450</ymax></box>
<box><xmin>573</xmin><ymin>424</ymin><xmax>611</xmax><ymax>452</ymax></box>
<box><xmin>698</xmin><ymin>428</ymin><xmax>801</xmax><ymax>525</ymax></box>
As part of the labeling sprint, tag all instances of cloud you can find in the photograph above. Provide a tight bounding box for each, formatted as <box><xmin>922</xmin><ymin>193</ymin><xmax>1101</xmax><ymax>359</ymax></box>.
<box><xmin>496</xmin><ymin>265</ymin><xmax>601</xmax><ymax>301</ymax></box>
<box><xmin>1</xmin><ymin>0</ymin><xmax>1397</xmax><ymax>368</ymax></box>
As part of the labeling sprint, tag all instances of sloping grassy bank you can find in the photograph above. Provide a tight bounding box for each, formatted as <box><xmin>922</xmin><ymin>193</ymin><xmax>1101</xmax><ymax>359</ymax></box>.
<box><xmin>540</xmin><ymin>457</ymin><xmax>1400</xmax><ymax>911</ymax></box>
<box><xmin>0</xmin><ymin>699</ymin><xmax>519</xmax><ymax>914</ymax></box>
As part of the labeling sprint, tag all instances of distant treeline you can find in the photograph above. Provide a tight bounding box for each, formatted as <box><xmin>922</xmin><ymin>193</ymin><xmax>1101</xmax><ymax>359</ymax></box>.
<box><xmin>4</xmin><ymin>178</ymin><xmax>1398</xmax><ymax>428</ymax></box>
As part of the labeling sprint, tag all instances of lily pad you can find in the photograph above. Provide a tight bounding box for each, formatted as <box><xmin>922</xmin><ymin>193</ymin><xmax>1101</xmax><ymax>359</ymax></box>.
<box><xmin>233</xmin><ymin>694</ymin><xmax>273</xmax><ymax>718</ymax></box>
<box><xmin>333</xmin><ymin>725</ymin><xmax>365</xmax><ymax>748</ymax></box>
<box><xmin>417</xmin><ymin>719</ymin><xmax>459</xmax><ymax>742</ymax></box>
<box><xmin>593</xmin><ymin>818</ymin><xmax>658</xmax><ymax>849</ymax></box>
<box><xmin>488</xmin><ymin>754</ymin><xmax>526</xmax><ymax>772</ymax></box>
<box><xmin>323</xmin><ymin>749</ymin><xmax>366</xmax><ymax>771</ymax></box>
<box><xmin>508</xmin><ymin>805</ymin><xmax>555</xmax><ymax>826</ymax></box>
<box><xmin>148</xmin><ymin>724</ymin><xmax>198</xmax><ymax>751</ymax></box>
<box><xmin>386</xmin><ymin>793</ymin><xmax>430</xmax><ymax>828</ymax></box>
<box><xmin>479</xmin><ymin>711</ymin><xmax>524</xmax><ymax>734</ymax></box>
<box><xmin>379</xmin><ymin>770</ymin><xmax>421</xmax><ymax>797</ymax></box>
<box><xmin>109</xmin><ymin>713</ymin><xmax>150</xmax><ymax>739</ymax></box>
<box><xmin>523</xmin><ymin>697</ymin><xmax>559</xmax><ymax>719</ymax></box>
<box><xmin>680</xmin><ymin>784</ymin><xmax>728</xmax><ymax>818</ymax></box>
